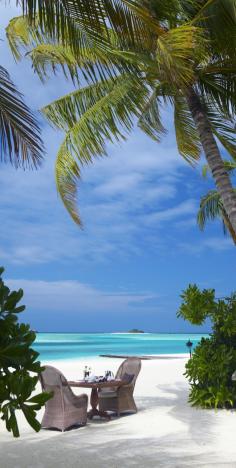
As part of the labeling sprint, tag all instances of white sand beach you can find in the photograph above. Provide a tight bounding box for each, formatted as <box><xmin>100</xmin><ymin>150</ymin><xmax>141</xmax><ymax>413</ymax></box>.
<box><xmin>1</xmin><ymin>356</ymin><xmax>236</xmax><ymax>468</ymax></box>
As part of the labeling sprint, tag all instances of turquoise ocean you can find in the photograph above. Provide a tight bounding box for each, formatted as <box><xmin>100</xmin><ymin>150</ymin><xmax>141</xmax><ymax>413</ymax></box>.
<box><xmin>35</xmin><ymin>333</ymin><xmax>208</xmax><ymax>361</ymax></box>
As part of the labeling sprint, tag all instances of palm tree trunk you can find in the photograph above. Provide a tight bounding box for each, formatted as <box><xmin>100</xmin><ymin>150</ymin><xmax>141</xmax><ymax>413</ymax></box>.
<box><xmin>186</xmin><ymin>86</ymin><xmax>236</xmax><ymax>235</ymax></box>
<box><xmin>222</xmin><ymin>210</ymin><xmax>236</xmax><ymax>245</ymax></box>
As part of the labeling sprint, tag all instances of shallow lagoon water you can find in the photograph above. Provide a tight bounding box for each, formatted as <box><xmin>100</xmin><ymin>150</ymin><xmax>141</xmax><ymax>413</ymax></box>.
<box><xmin>35</xmin><ymin>333</ymin><xmax>208</xmax><ymax>361</ymax></box>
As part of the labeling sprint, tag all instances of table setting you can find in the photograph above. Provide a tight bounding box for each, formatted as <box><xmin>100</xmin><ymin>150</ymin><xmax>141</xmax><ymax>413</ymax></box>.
<box><xmin>68</xmin><ymin>367</ymin><xmax>125</xmax><ymax>420</ymax></box>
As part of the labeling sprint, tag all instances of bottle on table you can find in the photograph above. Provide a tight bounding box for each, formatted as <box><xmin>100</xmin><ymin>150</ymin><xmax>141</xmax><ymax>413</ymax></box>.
<box><xmin>83</xmin><ymin>366</ymin><xmax>89</xmax><ymax>381</ymax></box>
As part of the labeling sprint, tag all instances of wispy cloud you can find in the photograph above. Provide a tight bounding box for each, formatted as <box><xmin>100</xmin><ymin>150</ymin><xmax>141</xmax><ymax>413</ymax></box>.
<box><xmin>143</xmin><ymin>199</ymin><xmax>197</xmax><ymax>225</ymax></box>
<box><xmin>179</xmin><ymin>236</ymin><xmax>233</xmax><ymax>254</ymax></box>
<box><xmin>7</xmin><ymin>278</ymin><xmax>156</xmax><ymax>313</ymax></box>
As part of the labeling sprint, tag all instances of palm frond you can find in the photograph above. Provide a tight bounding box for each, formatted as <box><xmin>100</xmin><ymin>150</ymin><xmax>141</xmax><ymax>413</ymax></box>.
<box><xmin>0</xmin><ymin>66</ymin><xmax>43</xmax><ymax>168</ymax></box>
<box><xmin>198</xmin><ymin>67</ymin><xmax>236</xmax><ymax>117</ymax></box>
<box><xmin>19</xmin><ymin>0</ymin><xmax>149</xmax><ymax>50</ymax></box>
<box><xmin>192</xmin><ymin>0</ymin><xmax>236</xmax><ymax>56</ymax></box>
<box><xmin>197</xmin><ymin>189</ymin><xmax>223</xmax><ymax>230</ymax></box>
<box><xmin>42</xmin><ymin>76</ymin><xmax>123</xmax><ymax>132</ymax></box>
<box><xmin>55</xmin><ymin>143</ymin><xmax>82</xmax><ymax>225</ymax></box>
<box><xmin>156</xmin><ymin>24</ymin><xmax>205</xmax><ymax>87</ymax></box>
<box><xmin>138</xmin><ymin>89</ymin><xmax>166</xmax><ymax>141</ymax></box>
<box><xmin>124</xmin><ymin>0</ymin><xmax>197</xmax><ymax>28</ymax></box>
<box><xmin>174</xmin><ymin>95</ymin><xmax>201</xmax><ymax>163</ymax></box>
<box><xmin>6</xmin><ymin>16</ymin><xmax>123</xmax><ymax>85</ymax></box>
<box><xmin>52</xmin><ymin>74</ymin><xmax>149</xmax><ymax>222</ymax></box>
<box><xmin>121</xmin><ymin>0</ymin><xmax>168</xmax><ymax>35</ymax></box>
<box><xmin>27</xmin><ymin>42</ymin><xmax>119</xmax><ymax>84</ymax></box>
<box><xmin>205</xmin><ymin>105</ymin><xmax>236</xmax><ymax>161</ymax></box>
<box><xmin>48</xmin><ymin>74</ymin><xmax>148</xmax><ymax>165</ymax></box>
<box><xmin>28</xmin><ymin>43</ymin><xmax>80</xmax><ymax>83</ymax></box>
<box><xmin>197</xmin><ymin>188</ymin><xmax>236</xmax><ymax>243</ymax></box>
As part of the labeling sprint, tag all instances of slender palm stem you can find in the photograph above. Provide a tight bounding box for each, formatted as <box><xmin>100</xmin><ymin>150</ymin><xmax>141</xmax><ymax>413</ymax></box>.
<box><xmin>186</xmin><ymin>86</ymin><xmax>236</xmax><ymax>234</ymax></box>
<box><xmin>222</xmin><ymin>209</ymin><xmax>236</xmax><ymax>245</ymax></box>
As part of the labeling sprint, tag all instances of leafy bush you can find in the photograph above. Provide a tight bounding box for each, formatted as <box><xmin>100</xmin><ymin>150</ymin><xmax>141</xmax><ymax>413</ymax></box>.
<box><xmin>0</xmin><ymin>267</ymin><xmax>51</xmax><ymax>437</ymax></box>
<box><xmin>177</xmin><ymin>284</ymin><xmax>236</xmax><ymax>409</ymax></box>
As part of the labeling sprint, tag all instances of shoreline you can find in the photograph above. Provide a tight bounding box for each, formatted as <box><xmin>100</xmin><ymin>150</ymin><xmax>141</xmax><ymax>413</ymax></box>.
<box><xmin>100</xmin><ymin>353</ymin><xmax>189</xmax><ymax>359</ymax></box>
<box><xmin>39</xmin><ymin>352</ymin><xmax>190</xmax><ymax>363</ymax></box>
<box><xmin>36</xmin><ymin>332</ymin><xmax>209</xmax><ymax>334</ymax></box>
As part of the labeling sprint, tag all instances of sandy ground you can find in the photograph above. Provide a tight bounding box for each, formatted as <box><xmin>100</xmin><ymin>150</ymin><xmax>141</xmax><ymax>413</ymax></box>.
<box><xmin>1</xmin><ymin>356</ymin><xmax>236</xmax><ymax>468</ymax></box>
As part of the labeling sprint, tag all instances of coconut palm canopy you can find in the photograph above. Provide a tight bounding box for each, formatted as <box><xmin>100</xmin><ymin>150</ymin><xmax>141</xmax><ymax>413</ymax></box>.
<box><xmin>8</xmin><ymin>0</ymin><xmax>236</xmax><ymax>228</ymax></box>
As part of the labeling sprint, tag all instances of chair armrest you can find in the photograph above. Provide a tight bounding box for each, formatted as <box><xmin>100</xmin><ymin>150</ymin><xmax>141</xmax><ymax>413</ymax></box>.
<box><xmin>116</xmin><ymin>383</ymin><xmax>133</xmax><ymax>397</ymax></box>
<box><xmin>73</xmin><ymin>393</ymin><xmax>88</xmax><ymax>408</ymax></box>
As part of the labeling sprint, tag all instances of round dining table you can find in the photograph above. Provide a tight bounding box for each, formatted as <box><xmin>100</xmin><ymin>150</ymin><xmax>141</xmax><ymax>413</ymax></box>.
<box><xmin>68</xmin><ymin>379</ymin><xmax>126</xmax><ymax>420</ymax></box>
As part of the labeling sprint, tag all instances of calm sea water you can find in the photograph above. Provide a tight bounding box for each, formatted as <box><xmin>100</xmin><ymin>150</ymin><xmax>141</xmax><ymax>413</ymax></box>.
<box><xmin>34</xmin><ymin>333</ymin><xmax>208</xmax><ymax>361</ymax></box>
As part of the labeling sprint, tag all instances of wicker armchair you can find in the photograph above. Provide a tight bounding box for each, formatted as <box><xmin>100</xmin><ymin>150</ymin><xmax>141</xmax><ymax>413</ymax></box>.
<box><xmin>39</xmin><ymin>365</ymin><xmax>88</xmax><ymax>431</ymax></box>
<box><xmin>98</xmin><ymin>358</ymin><xmax>141</xmax><ymax>416</ymax></box>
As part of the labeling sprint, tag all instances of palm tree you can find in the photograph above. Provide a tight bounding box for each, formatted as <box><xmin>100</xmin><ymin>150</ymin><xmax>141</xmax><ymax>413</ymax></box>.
<box><xmin>197</xmin><ymin>161</ymin><xmax>236</xmax><ymax>244</ymax></box>
<box><xmin>8</xmin><ymin>0</ymin><xmax>236</xmax><ymax>230</ymax></box>
<box><xmin>0</xmin><ymin>65</ymin><xmax>43</xmax><ymax>168</ymax></box>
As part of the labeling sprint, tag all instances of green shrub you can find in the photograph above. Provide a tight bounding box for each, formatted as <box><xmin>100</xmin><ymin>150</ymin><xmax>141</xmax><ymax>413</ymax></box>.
<box><xmin>177</xmin><ymin>284</ymin><xmax>236</xmax><ymax>409</ymax></box>
<box><xmin>0</xmin><ymin>267</ymin><xmax>51</xmax><ymax>437</ymax></box>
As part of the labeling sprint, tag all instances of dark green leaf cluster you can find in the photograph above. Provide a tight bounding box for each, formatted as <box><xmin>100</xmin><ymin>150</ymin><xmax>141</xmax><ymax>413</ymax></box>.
<box><xmin>178</xmin><ymin>284</ymin><xmax>236</xmax><ymax>408</ymax></box>
<box><xmin>0</xmin><ymin>267</ymin><xmax>51</xmax><ymax>437</ymax></box>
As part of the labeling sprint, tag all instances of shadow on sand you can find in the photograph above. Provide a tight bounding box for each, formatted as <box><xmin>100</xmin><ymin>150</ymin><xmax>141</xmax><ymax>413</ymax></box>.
<box><xmin>1</xmin><ymin>384</ymin><xmax>235</xmax><ymax>468</ymax></box>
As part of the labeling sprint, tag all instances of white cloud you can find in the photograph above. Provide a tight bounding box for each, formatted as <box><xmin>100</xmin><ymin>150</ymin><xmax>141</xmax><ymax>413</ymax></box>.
<box><xmin>94</xmin><ymin>173</ymin><xmax>143</xmax><ymax>196</ymax></box>
<box><xmin>179</xmin><ymin>236</ymin><xmax>233</xmax><ymax>254</ymax></box>
<box><xmin>7</xmin><ymin>278</ymin><xmax>156</xmax><ymax>313</ymax></box>
<box><xmin>143</xmin><ymin>199</ymin><xmax>197</xmax><ymax>225</ymax></box>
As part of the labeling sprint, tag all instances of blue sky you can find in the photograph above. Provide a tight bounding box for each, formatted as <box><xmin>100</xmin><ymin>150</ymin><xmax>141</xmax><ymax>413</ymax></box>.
<box><xmin>0</xmin><ymin>4</ymin><xmax>235</xmax><ymax>333</ymax></box>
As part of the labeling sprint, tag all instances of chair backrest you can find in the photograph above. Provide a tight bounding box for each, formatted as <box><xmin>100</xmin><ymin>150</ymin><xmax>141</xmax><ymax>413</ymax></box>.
<box><xmin>40</xmin><ymin>365</ymin><xmax>74</xmax><ymax>412</ymax></box>
<box><xmin>115</xmin><ymin>358</ymin><xmax>141</xmax><ymax>389</ymax></box>
<box><xmin>40</xmin><ymin>365</ymin><xmax>67</xmax><ymax>388</ymax></box>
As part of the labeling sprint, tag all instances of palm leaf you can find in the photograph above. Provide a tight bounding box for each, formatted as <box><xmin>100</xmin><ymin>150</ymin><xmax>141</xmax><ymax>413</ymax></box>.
<box><xmin>198</xmin><ymin>67</ymin><xmax>236</xmax><ymax>117</ymax></box>
<box><xmin>197</xmin><ymin>188</ymin><xmax>236</xmax><ymax>243</ymax></box>
<box><xmin>52</xmin><ymin>74</ymin><xmax>149</xmax><ymax>222</ymax></box>
<box><xmin>43</xmin><ymin>74</ymin><xmax>148</xmax><ymax>160</ymax></box>
<box><xmin>0</xmin><ymin>66</ymin><xmax>43</xmax><ymax>168</ymax></box>
<box><xmin>138</xmin><ymin>90</ymin><xmax>166</xmax><ymax>142</ymax></box>
<box><xmin>27</xmin><ymin>43</ymin><xmax>81</xmax><ymax>83</ymax></box>
<box><xmin>156</xmin><ymin>24</ymin><xmax>205</xmax><ymax>87</ymax></box>
<box><xmin>197</xmin><ymin>190</ymin><xmax>223</xmax><ymax>230</ymax></box>
<box><xmin>6</xmin><ymin>16</ymin><xmax>123</xmax><ymax>85</ymax></box>
<box><xmin>26</xmin><ymin>42</ymin><xmax>118</xmax><ymax>85</ymax></box>
<box><xmin>41</xmin><ymin>76</ymin><xmax>124</xmax><ymax>132</ymax></box>
<box><xmin>192</xmin><ymin>0</ymin><xmax>236</xmax><ymax>56</ymax></box>
<box><xmin>205</xmin><ymin>105</ymin><xmax>236</xmax><ymax>161</ymax></box>
<box><xmin>121</xmin><ymin>0</ymin><xmax>168</xmax><ymax>35</ymax></box>
<box><xmin>174</xmin><ymin>95</ymin><xmax>201</xmax><ymax>163</ymax></box>
<box><xmin>18</xmin><ymin>0</ymin><xmax>149</xmax><ymax>50</ymax></box>
<box><xmin>55</xmin><ymin>144</ymin><xmax>82</xmax><ymax>225</ymax></box>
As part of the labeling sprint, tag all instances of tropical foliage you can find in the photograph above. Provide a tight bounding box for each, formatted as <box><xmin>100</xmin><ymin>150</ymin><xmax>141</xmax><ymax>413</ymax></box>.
<box><xmin>0</xmin><ymin>65</ymin><xmax>43</xmax><ymax>168</ymax></box>
<box><xmin>197</xmin><ymin>161</ymin><xmax>236</xmax><ymax>244</ymax></box>
<box><xmin>0</xmin><ymin>267</ymin><xmax>51</xmax><ymax>437</ymax></box>
<box><xmin>8</xmin><ymin>0</ymin><xmax>236</xmax><ymax>230</ymax></box>
<box><xmin>177</xmin><ymin>284</ymin><xmax>236</xmax><ymax>409</ymax></box>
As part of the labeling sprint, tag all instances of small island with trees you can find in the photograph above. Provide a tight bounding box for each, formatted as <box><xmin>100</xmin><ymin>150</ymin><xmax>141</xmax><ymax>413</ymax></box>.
<box><xmin>128</xmin><ymin>329</ymin><xmax>144</xmax><ymax>333</ymax></box>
